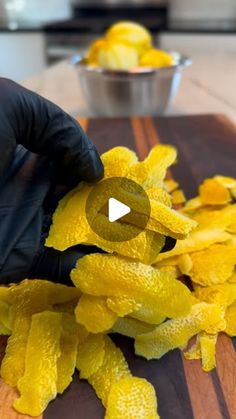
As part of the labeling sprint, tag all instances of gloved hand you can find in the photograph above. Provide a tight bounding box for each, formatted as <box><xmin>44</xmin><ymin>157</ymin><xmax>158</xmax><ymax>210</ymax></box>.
<box><xmin>0</xmin><ymin>78</ymin><xmax>104</xmax><ymax>285</ymax></box>
<box><xmin>0</xmin><ymin>78</ymin><xmax>175</xmax><ymax>286</ymax></box>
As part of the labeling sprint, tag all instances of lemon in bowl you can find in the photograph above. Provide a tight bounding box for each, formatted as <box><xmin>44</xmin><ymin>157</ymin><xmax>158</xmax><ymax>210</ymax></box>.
<box><xmin>73</xmin><ymin>21</ymin><xmax>191</xmax><ymax>116</ymax></box>
<box><xmin>105</xmin><ymin>21</ymin><xmax>152</xmax><ymax>57</ymax></box>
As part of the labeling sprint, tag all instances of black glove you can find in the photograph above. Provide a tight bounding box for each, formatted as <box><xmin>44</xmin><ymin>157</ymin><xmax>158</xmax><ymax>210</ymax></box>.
<box><xmin>0</xmin><ymin>78</ymin><xmax>104</xmax><ymax>285</ymax></box>
<box><xmin>0</xmin><ymin>79</ymin><xmax>175</xmax><ymax>286</ymax></box>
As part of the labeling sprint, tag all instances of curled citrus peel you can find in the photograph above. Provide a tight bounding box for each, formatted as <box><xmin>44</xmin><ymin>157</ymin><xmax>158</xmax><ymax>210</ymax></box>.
<box><xmin>71</xmin><ymin>253</ymin><xmax>192</xmax><ymax>319</ymax></box>
<box><xmin>0</xmin><ymin>144</ymin><xmax>235</xmax><ymax>418</ymax></box>
<box><xmin>154</xmin><ymin>174</ymin><xmax>236</xmax><ymax>372</ymax></box>
<box><xmin>46</xmin><ymin>145</ymin><xmax>195</xmax><ymax>256</ymax></box>
<box><xmin>14</xmin><ymin>311</ymin><xmax>62</xmax><ymax>417</ymax></box>
<box><xmin>135</xmin><ymin>303</ymin><xmax>225</xmax><ymax>360</ymax></box>
<box><xmin>105</xmin><ymin>376</ymin><xmax>159</xmax><ymax>419</ymax></box>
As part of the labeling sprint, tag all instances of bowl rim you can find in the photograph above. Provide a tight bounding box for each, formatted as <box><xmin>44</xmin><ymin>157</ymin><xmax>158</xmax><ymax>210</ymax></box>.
<box><xmin>70</xmin><ymin>52</ymin><xmax>192</xmax><ymax>77</ymax></box>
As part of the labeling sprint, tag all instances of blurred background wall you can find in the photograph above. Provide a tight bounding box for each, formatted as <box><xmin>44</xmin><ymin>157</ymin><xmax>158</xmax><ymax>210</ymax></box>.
<box><xmin>1</xmin><ymin>0</ymin><xmax>236</xmax><ymax>81</ymax></box>
<box><xmin>0</xmin><ymin>0</ymin><xmax>72</xmax><ymax>23</ymax></box>
<box><xmin>170</xmin><ymin>0</ymin><xmax>236</xmax><ymax>21</ymax></box>
<box><xmin>1</xmin><ymin>0</ymin><xmax>236</xmax><ymax>24</ymax></box>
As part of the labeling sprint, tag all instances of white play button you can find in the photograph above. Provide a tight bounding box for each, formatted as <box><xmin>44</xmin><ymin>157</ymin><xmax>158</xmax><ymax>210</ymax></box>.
<box><xmin>108</xmin><ymin>197</ymin><xmax>131</xmax><ymax>223</ymax></box>
<box><xmin>86</xmin><ymin>177</ymin><xmax>151</xmax><ymax>242</ymax></box>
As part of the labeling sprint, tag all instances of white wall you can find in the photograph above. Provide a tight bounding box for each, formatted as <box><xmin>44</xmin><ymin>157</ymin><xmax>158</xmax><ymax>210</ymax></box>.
<box><xmin>159</xmin><ymin>33</ymin><xmax>236</xmax><ymax>54</ymax></box>
<box><xmin>22</xmin><ymin>0</ymin><xmax>72</xmax><ymax>22</ymax></box>
<box><xmin>0</xmin><ymin>33</ymin><xmax>46</xmax><ymax>81</ymax></box>
<box><xmin>0</xmin><ymin>0</ymin><xmax>72</xmax><ymax>23</ymax></box>
<box><xmin>170</xmin><ymin>0</ymin><xmax>236</xmax><ymax>21</ymax></box>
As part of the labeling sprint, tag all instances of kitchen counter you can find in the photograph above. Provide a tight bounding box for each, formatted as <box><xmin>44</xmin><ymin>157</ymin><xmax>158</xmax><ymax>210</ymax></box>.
<box><xmin>22</xmin><ymin>51</ymin><xmax>236</xmax><ymax>125</ymax></box>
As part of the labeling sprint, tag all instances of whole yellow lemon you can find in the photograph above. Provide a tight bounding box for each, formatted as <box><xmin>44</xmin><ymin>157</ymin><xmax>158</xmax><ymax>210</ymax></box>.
<box><xmin>140</xmin><ymin>48</ymin><xmax>174</xmax><ymax>67</ymax></box>
<box><xmin>98</xmin><ymin>41</ymin><xmax>139</xmax><ymax>70</ymax></box>
<box><xmin>86</xmin><ymin>38</ymin><xmax>107</xmax><ymax>66</ymax></box>
<box><xmin>106</xmin><ymin>21</ymin><xmax>152</xmax><ymax>56</ymax></box>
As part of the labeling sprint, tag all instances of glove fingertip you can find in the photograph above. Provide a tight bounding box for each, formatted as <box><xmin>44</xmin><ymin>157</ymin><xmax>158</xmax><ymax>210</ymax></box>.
<box><xmin>85</xmin><ymin>147</ymin><xmax>104</xmax><ymax>183</ymax></box>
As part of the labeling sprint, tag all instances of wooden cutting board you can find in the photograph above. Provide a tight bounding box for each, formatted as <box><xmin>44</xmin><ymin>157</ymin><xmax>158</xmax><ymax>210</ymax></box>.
<box><xmin>0</xmin><ymin>114</ymin><xmax>236</xmax><ymax>419</ymax></box>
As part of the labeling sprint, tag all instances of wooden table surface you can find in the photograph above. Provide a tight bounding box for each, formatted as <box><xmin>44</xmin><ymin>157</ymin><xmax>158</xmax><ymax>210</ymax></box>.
<box><xmin>0</xmin><ymin>114</ymin><xmax>236</xmax><ymax>419</ymax></box>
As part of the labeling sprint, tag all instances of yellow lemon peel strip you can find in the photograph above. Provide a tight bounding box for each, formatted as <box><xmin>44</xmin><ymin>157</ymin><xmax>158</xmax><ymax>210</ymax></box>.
<box><xmin>105</xmin><ymin>376</ymin><xmax>159</xmax><ymax>419</ymax></box>
<box><xmin>14</xmin><ymin>311</ymin><xmax>62</xmax><ymax>417</ymax></box>
<box><xmin>57</xmin><ymin>313</ymin><xmax>79</xmax><ymax>394</ymax></box>
<box><xmin>135</xmin><ymin>303</ymin><xmax>225</xmax><ymax>360</ymax></box>
<box><xmin>88</xmin><ymin>335</ymin><xmax>131</xmax><ymax>406</ymax></box>
<box><xmin>199</xmin><ymin>332</ymin><xmax>217</xmax><ymax>372</ymax></box>
<box><xmin>75</xmin><ymin>294</ymin><xmax>118</xmax><ymax>333</ymax></box>
<box><xmin>225</xmin><ymin>301</ymin><xmax>236</xmax><ymax>336</ymax></box>
<box><xmin>112</xmin><ymin>317</ymin><xmax>156</xmax><ymax>338</ymax></box>
<box><xmin>76</xmin><ymin>333</ymin><xmax>106</xmax><ymax>379</ymax></box>
<box><xmin>71</xmin><ymin>253</ymin><xmax>192</xmax><ymax>318</ymax></box>
<box><xmin>189</xmin><ymin>244</ymin><xmax>236</xmax><ymax>286</ymax></box>
<box><xmin>199</xmin><ymin>178</ymin><xmax>231</xmax><ymax>205</ymax></box>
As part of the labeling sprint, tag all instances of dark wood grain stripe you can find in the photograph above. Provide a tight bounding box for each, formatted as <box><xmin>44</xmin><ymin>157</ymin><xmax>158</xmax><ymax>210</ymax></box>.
<box><xmin>152</xmin><ymin>116</ymin><xmax>199</xmax><ymax>198</ymax></box>
<box><xmin>44</xmin><ymin>372</ymin><xmax>104</xmax><ymax>419</ymax></box>
<box><xmin>211</xmin><ymin>370</ymin><xmax>231</xmax><ymax>419</ymax></box>
<box><xmin>232</xmin><ymin>337</ymin><xmax>236</xmax><ymax>351</ymax></box>
<box><xmin>87</xmin><ymin>118</ymin><xmax>136</xmax><ymax>155</ymax></box>
<box><xmin>0</xmin><ymin>336</ymin><xmax>7</xmax><ymax>363</ymax></box>
<box><xmin>153</xmin><ymin>114</ymin><xmax>236</xmax><ymax>198</ymax></box>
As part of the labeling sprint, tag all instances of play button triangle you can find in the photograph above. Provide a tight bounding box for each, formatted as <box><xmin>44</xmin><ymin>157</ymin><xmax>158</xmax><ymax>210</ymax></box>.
<box><xmin>108</xmin><ymin>197</ymin><xmax>131</xmax><ymax>223</ymax></box>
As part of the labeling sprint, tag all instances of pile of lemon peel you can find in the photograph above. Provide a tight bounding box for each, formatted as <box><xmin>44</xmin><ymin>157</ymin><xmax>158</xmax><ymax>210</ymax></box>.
<box><xmin>85</xmin><ymin>21</ymin><xmax>174</xmax><ymax>70</ymax></box>
<box><xmin>46</xmin><ymin>145</ymin><xmax>196</xmax><ymax>255</ymax></box>
<box><xmin>0</xmin><ymin>146</ymin><xmax>235</xmax><ymax>418</ymax></box>
<box><xmin>155</xmin><ymin>174</ymin><xmax>236</xmax><ymax>371</ymax></box>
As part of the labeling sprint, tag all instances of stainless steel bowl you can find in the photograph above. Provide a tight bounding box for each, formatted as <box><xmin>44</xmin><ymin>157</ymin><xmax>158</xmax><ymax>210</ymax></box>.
<box><xmin>71</xmin><ymin>53</ymin><xmax>191</xmax><ymax>117</ymax></box>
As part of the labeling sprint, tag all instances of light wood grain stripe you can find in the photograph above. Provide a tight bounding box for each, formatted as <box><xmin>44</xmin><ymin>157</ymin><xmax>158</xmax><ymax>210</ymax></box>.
<box><xmin>77</xmin><ymin>118</ymin><xmax>88</xmax><ymax>132</ymax></box>
<box><xmin>215</xmin><ymin>334</ymin><xmax>236</xmax><ymax>418</ymax></box>
<box><xmin>182</xmin><ymin>356</ymin><xmax>223</xmax><ymax>419</ymax></box>
<box><xmin>143</xmin><ymin>116</ymin><xmax>161</xmax><ymax>147</ymax></box>
<box><xmin>0</xmin><ymin>379</ymin><xmax>42</xmax><ymax>419</ymax></box>
<box><xmin>131</xmin><ymin>117</ymin><xmax>149</xmax><ymax>159</ymax></box>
